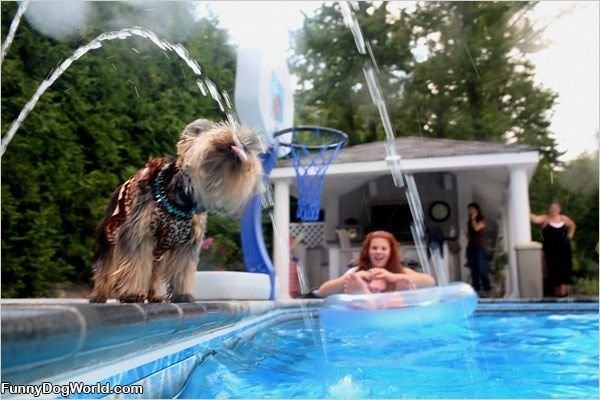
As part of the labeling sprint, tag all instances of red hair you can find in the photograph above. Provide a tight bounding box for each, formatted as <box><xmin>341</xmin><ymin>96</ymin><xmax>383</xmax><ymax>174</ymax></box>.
<box><xmin>357</xmin><ymin>230</ymin><xmax>403</xmax><ymax>273</ymax></box>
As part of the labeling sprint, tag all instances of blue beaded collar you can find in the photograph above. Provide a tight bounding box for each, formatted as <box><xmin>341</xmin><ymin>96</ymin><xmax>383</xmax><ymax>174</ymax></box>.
<box><xmin>151</xmin><ymin>164</ymin><xmax>205</xmax><ymax>219</ymax></box>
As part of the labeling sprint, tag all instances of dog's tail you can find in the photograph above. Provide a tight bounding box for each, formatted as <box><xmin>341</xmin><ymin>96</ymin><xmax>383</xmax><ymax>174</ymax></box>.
<box><xmin>92</xmin><ymin>185</ymin><xmax>121</xmax><ymax>265</ymax></box>
<box><xmin>90</xmin><ymin>185</ymin><xmax>123</xmax><ymax>303</ymax></box>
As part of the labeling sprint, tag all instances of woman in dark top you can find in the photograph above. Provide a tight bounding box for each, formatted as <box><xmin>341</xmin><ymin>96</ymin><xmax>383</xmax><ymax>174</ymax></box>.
<box><xmin>466</xmin><ymin>202</ymin><xmax>490</xmax><ymax>295</ymax></box>
<box><xmin>531</xmin><ymin>201</ymin><xmax>576</xmax><ymax>297</ymax></box>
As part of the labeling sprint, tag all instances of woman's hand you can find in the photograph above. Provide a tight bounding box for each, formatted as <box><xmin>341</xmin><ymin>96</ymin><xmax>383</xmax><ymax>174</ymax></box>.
<box><xmin>342</xmin><ymin>270</ymin><xmax>370</xmax><ymax>287</ymax></box>
<box><xmin>343</xmin><ymin>270</ymin><xmax>372</xmax><ymax>294</ymax></box>
<box><xmin>371</xmin><ymin>268</ymin><xmax>416</xmax><ymax>290</ymax></box>
<box><xmin>354</xmin><ymin>270</ymin><xmax>372</xmax><ymax>281</ymax></box>
<box><xmin>369</xmin><ymin>268</ymin><xmax>395</xmax><ymax>282</ymax></box>
<box><xmin>394</xmin><ymin>275</ymin><xmax>416</xmax><ymax>290</ymax></box>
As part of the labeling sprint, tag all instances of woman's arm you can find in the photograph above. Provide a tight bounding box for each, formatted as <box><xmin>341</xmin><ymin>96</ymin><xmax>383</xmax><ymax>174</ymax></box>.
<box><xmin>530</xmin><ymin>213</ymin><xmax>546</xmax><ymax>225</ymax></box>
<box><xmin>370</xmin><ymin>267</ymin><xmax>436</xmax><ymax>288</ymax></box>
<box><xmin>564</xmin><ymin>215</ymin><xmax>576</xmax><ymax>239</ymax></box>
<box><xmin>318</xmin><ymin>270</ymin><xmax>371</xmax><ymax>297</ymax></box>
<box><xmin>317</xmin><ymin>276</ymin><xmax>347</xmax><ymax>297</ymax></box>
<box><xmin>402</xmin><ymin>267</ymin><xmax>436</xmax><ymax>287</ymax></box>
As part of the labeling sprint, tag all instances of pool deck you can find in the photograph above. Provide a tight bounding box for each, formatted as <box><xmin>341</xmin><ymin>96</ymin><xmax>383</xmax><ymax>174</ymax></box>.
<box><xmin>1</xmin><ymin>297</ymin><xmax>597</xmax><ymax>386</ymax></box>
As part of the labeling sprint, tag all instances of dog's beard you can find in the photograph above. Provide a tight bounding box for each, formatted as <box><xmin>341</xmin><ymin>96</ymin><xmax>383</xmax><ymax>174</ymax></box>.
<box><xmin>179</xmin><ymin>122</ymin><xmax>263</xmax><ymax>214</ymax></box>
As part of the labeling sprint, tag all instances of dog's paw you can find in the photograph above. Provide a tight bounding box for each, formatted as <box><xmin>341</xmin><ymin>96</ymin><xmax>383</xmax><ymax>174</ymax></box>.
<box><xmin>147</xmin><ymin>296</ymin><xmax>166</xmax><ymax>303</ymax></box>
<box><xmin>89</xmin><ymin>296</ymin><xmax>107</xmax><ymax>304</ymax></box>
<box><xmin>170</xmin><ymin>293</ymin><xmax>195</xmax><ymax>303</ymax></box>
<box><xmin>119</xmin><ymin>294</ymin><xmax>146</xmax><ymax>303</ymax></box>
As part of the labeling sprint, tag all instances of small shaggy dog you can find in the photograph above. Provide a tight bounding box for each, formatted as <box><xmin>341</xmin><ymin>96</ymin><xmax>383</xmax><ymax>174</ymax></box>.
<box><xmin>90</xmin><ymin>119</ymin><xmax>263</xmax><ymax>303</ymax></box>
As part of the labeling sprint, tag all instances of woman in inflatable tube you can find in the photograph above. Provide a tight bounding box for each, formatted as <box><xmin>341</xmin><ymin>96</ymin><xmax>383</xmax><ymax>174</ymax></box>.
<box><xmin>318</xmin><ymin>230</ymin><xmax>436</xmax><ymax>299</ymax></box>
<box><xmin>318</xmin><ymin>231</ymin><xmax>478</xmax><ymax>329</ymax></box>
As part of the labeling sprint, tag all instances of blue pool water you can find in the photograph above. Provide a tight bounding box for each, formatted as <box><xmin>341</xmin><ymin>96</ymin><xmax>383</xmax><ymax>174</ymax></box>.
<box><xmin>179</xmin><ymin>312</ymin><xmax>598</xmax><ymax>399</ymax></box>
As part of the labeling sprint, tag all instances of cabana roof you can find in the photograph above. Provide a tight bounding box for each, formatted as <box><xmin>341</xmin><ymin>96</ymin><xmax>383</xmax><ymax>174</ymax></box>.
<box><xmin>273</xmin><ymin>136</ymin><xmax>538</xmax><ymax>179</ymax></box>
<box><xmin>332</xmin><ymin>136</ymin><xmax>535</xmax><ymax>163</ymax></box>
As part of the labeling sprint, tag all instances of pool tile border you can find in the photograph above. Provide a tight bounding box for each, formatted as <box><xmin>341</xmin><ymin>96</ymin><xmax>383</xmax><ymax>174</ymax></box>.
<box><xmin>477</xmin><ymin>298</ymin><xmax>599</xmax><ymax>313</ymax></box>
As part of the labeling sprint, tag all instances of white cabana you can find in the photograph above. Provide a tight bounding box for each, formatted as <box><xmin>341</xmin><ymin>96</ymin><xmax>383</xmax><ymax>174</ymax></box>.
<box><xmin>270</xmin><ymin>136</ymin><xmax>539</xmax><ymax>299</ymax></box>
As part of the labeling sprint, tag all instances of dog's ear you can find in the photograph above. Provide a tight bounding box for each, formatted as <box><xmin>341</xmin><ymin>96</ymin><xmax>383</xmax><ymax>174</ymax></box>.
<box><xmin>177</xmin><ymin>119</ymin><xmax>215</xmax><ymax>157</ymax></box>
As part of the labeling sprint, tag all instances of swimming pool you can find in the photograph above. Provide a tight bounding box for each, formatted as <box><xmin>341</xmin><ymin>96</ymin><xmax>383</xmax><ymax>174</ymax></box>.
<box><xmin>179</xmin><ymin>311</ymin><xmax>598</xmax><ymax>399</ymax></box>
<box><xmin>1</xmin><ymin>300</ymin><xmax>598</xmax><ymax>399</ymax></box>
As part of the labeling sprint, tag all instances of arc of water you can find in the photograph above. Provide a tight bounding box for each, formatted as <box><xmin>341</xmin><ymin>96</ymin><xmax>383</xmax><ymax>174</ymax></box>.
<box><xmin>341</xmin><ymin>2</ymin><xmax>405</xmax><ymax>188</ymax></box>
<box><xmin>3</xmin><ymin>20</ymin><xmax>277</xmax><ymax>297</ymax></box>
<box><xmin>338</xmin><ymin>1</ymin><xmax>366</xmax><ymax>55</ymax></box>
<box><xmin>0</xmin><ymin>0</ymin><xmax>30</xmax><ymax>65</ymax></box>
<box><xmin>405</xmin><ymin>173</ymin><xmax>433</xmax><ymax>276</ymax></box>
<box><xmin>0</xmin><ymin>26</ymin><xmax>237</xmax><ymax>157</ymax></box>
<box><xmin>410</xmin><ymin>224</ymin><xmax>432</xmax><ymax>276</ymax></box>
<box><xmin>295</xmin><ymin>260</ymin><xmax>310</xmax><ymax>296</ymax></box>
<box><xmin>337</xmin><ymin>2</ymin><xmax>442</xmax><ymax>281</ymax></box>
<box><xmin>430</xmin><ymin>246</ymin><xmax>449</xmax><ymax>285</ymax></box>
<box><xmin>363</xmin><ymin>64</ymin><xmax>405</xmax><ymax>187</ymax></box>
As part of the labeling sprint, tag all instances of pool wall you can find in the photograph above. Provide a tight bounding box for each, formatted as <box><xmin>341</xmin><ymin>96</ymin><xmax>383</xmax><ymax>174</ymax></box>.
<box><xmin>1</xmin><ymin>298</ymin><xmax>597</xmax><ymax>399</ymax></box>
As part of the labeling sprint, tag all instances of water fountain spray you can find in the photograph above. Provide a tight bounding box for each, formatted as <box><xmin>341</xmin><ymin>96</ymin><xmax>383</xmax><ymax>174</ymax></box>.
<box><xmin>0</xmin><ymin>26</ymin><xmax>238</xmax><ymax>157</ymax></box>
<box><xmin>2</xmin><ymin>5</ymin><xmax>278</xmax><ymax>281</ymax></box>
<box><xmin>337</xmin><ymin>1</ymin><xmax>440</xmax><ymax>278</ymax></box>
<box><xmin>0</xmin><ymin>0</ymin><xmax>30</xmax><ymax>65</ymax></box>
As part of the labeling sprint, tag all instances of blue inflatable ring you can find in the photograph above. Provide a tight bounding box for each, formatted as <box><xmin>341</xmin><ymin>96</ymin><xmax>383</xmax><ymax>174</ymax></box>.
<box><xmin>319</xmin><ymin>282</ymin><xmax>478</xmax><ymax>330</ymax></box>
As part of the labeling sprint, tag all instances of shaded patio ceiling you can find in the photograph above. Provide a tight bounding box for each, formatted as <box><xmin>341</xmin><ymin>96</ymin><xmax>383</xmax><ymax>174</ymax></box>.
<box><xmin>274</xmin><ymin>137</ymin><xmax>539</xmax><ymax>208</ymax></box>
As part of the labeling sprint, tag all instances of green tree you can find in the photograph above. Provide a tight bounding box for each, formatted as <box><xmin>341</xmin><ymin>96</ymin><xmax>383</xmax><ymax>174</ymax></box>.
<box><xmin>403</xmin><ymin>2</ymin><xmax>560</xmax><ymax>163</ymax></box>
<box><xmin>291</xmin><ymin>2</ymin><xmax>559</xmax><ymax>164</ymax></box>
<box><xmin>1</xmin><ymin>2</ymin><xmax>237</xmax><ymax>297</ymax></box>
<box><xmin>291</xmin><ymin>2</ymin><xmax>413</xmax><ymax>144</ymax></box>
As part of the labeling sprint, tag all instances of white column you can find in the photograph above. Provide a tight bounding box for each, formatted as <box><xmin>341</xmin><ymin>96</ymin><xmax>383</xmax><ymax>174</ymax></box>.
<box><xmin>324</xmin><ymin>193</ymin><xmax>340</xmax><ymax>280</ymax></box>
<box><xmin>506</xmin><ymin>165</ymin><xmax>532</xmax><ymax>298</ymax></box>
<box><xmin>273</xmin><ymin>180</ymin><xmax>291</xmax><ymax>300</ymax></box>
<box><xmin>500</xmin><ymin>203</ymin><xmax>513</xmax><ymax>297</ymax></box>
<box><xmin>509</xmin><ymin>166</ymin><xmax>532</xmax><ymax>244</ymax></box>
<box><xmin>505</xmin><ymin>201</ymin><xmax>517</xmax><ymax>297</ymax></box>
<box><xmin>328</xmin><ymin>247</ymin><xmax>341</xmax><ymax>280</ymax></box>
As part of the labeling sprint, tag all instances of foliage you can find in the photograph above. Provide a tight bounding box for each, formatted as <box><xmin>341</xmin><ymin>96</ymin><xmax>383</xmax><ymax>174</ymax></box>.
<box><xmin>198</xmin><ymin>213</ymin><xmax>244</xmax><ymax>271</ymax></box>
<box><xmin>291</xmin><ymin>2</ymin><xmax>560</xmax><ymax>163</ymax></box>
<box><xmin>290</xmin><ymin>2</ymin><xmax>413</xmax><ymax>144</ymax></box>
<box><xmin>403</xmin><ymin>2</ymin><xmax>560</xmax><ymax>163</ymax></box>
<box><xmin>490</xmin><ymin>251</ymin><xmax>508</xmax><ymax>297</ymax></box>
<box><xmin>573</xmin><ymin>277</ymin><xmax>599</xmax><ymax>297</ymax></box>
<box><xmin>292</xmin><ymin>2</ymin><xmax>597</xmax><ymax>290</ymax></box>
<box><xmin>1</xmin><ymin>2</ymin><xmax>237</xmax><ymax>297</ymax></box>
<box><xmin>3</xmin><ymin>1</ymin><xmax>596</xmax><ymax>297</ymax></box>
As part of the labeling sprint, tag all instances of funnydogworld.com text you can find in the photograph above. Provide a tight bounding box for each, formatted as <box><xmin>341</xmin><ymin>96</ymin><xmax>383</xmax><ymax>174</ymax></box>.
<box><xmin>1</xmin><ymin>381</ymin><xmax>144</xmax><ymax>397</ymax></box>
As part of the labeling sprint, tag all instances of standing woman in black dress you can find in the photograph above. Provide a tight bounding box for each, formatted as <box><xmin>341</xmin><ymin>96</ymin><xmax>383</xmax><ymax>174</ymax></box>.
<box><xmin>531</xmin><ymin>201</ymin><xmax>576</xmax><ymax>297</ymax></box>
<box><xmin>466</xmin><ymin>202</ymin><xmax>491</xmax><ymax>296</ymax></box>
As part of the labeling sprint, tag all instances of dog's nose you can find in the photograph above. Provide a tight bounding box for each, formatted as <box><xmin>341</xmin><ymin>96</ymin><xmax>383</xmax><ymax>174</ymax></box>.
<box><xmin>230</xmin><ymin>144</ymin><xmax>248</xmax><ymax>162</ymax></box>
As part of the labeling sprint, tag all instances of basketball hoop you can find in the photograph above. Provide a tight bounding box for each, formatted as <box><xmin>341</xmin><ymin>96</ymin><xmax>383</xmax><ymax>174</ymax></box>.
<box><xmin>274</xmin><ymin>126</ymin><xmax>348</xmax><ymax>221</ymax></box>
